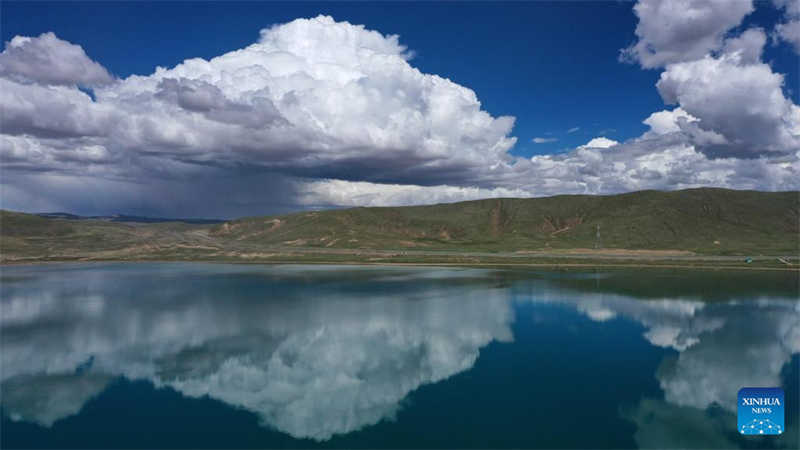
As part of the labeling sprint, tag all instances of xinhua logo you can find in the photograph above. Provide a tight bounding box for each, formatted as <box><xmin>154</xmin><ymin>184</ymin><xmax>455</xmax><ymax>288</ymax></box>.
<box><xmin>738</xmin><ymin>387</ymin><xmax>784</xmax><ymax>435</ymax></box>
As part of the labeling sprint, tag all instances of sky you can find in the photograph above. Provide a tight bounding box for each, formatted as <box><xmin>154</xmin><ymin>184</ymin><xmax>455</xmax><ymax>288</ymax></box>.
<box><xmin>1</xmin><ymin>0</ymin><xmax>799</xmax><ymax>218</ymax></box>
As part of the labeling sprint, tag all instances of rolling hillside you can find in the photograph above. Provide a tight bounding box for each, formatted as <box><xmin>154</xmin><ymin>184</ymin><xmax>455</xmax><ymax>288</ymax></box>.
<box><xmin>211</xmin><ymin>188</ymin><xmax>799</xmax><ymax>255</ymax></box>
<box><xmin>1</xmin><ymin>188</ymin><xmax>798</xmax><ymax>262</ymax></box>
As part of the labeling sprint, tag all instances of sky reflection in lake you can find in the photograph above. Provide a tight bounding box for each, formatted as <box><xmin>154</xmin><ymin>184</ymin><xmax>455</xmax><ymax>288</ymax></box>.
<box><xmin>1</xmin><ymin>264</ymin><xmax>797</xmax><ymax>448</ymax></box>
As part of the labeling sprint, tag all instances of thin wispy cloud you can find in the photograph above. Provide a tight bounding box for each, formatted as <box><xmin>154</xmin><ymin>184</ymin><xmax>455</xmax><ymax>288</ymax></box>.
<box><xmin>532</xmin><ymin>137</ymin><xmax>558</xmax><ymax>144</ymax></box>
<box><xmin>567</xmin><ymin>127</ymin><xmax>580</xmax><ymax>133</ymax></box>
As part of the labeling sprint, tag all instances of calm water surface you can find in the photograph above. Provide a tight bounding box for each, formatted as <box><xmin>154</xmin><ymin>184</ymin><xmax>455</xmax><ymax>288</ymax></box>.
<box><xmin>1</xmin><ymin>263</ymin><xmax>797</xmax><ymax>449</ymax></box>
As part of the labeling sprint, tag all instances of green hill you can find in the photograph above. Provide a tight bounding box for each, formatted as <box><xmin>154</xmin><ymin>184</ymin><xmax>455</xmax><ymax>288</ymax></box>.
<box><xmin>1</xmin><ymin>188</ymin><xmax>798</xmax><ymax>263</ymax></box>
<box><xmin>210</xmin><ymin>188</ymin><xmax>799</xmax><ymax>255</ymax></box>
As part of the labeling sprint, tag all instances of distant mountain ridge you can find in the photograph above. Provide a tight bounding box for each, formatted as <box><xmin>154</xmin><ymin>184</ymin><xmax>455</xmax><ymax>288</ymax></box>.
<box><xmin>1</xmin><ymin>188</ymin><xmax>798</xmax><ymax>263</ymax></box>
<box><xmin>35</xmin><ymin>212</ymin><xmax>224</xmax><ymax>224</ymax></box>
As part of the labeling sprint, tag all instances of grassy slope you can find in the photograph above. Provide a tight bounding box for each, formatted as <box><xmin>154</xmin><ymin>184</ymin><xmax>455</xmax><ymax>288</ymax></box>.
<box><xmin>211</xmin><ymin>188</ymin><xmax>799</xmax><ymax>255</ymax></box>
<box><xmin>1</xmin><ymin>188</ymin><xmax>798</xmax><ymax>262</ymax></box>
<box><xmin>0</xmin><ymin>210</ymin><xmax>212</xmax><ymax>260</ymax></box>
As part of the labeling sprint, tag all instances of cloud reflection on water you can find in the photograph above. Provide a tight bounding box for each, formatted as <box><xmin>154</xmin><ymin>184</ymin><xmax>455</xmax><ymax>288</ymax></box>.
<box><xmin>1</xmin><ymin>265</ymin><xmax>513</xmax><ymax>439</ymax></box>
<box><xmin>0</xmin><ymin>264</ymin><xmax>797</xmax><ymax>443</ymax></box>
<box><xmin>527</xmin><ymin>282</ymin><xmax>799</xmax><ymax>412</ymax></box>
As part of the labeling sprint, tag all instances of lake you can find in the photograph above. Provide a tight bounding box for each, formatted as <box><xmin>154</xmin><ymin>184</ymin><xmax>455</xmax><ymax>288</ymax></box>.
<box><xmin>1</xmin><ymin>263</ymin><xmax>797</xmax><ymax>449</ymax></box>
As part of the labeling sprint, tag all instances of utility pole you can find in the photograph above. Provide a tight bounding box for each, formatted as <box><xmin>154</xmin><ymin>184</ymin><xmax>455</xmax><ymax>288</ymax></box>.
<box><xmin>594</xmin><ymin>224</ymin><xmax>602</xmax><ymax>250</ymax></box>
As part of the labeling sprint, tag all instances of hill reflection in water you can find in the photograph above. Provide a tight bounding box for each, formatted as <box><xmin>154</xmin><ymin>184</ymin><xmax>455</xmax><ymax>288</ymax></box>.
<box><xmin>1</xmin><ymin>264</ymin><xmax>797</xmax><ymax>448</ymax></box>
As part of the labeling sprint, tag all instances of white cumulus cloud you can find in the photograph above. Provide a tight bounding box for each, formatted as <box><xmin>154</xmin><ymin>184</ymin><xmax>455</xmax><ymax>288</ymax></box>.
<box><xmin>0</xmin><ymin>13</ymin><xmax>798</xmax><ymax>216</ymax></box>
<box><xmin>621</xmin><ymin>0</ymin><xmax>754</xmax><ymax>68</ymax></box>
<box><xmin>656</xmin><ymin>52</ymin><xmax>800</xmax><ymax>157</ymax></box>
<box><xmin>1</xmin><ymin>16</ymin><xmax>517</xmax><ymax>189</ymax></box>
<box><xmin>721</xmin><ymin>27</ymin><xmax>767</xmax><ymax>64</ymax></box>
<box><xmin>0</xmin><ymin>32</ymin><xmax>114</xmax><ymax>86</ymax></box>
<box><xmin>643</xmin><ymin>108</ymin><xmax>699</xmax><ymax>135</ymax></box>
<box><xmin>775</xmin><ymin>20</ymin><xmax>800</xmax><ymax>52</ymax></box>
<box><xmin>623</xmin><ymin>0</ymin><xmax>799</xmax><ymax>159</ymax></box>
<box><xmin>773</xmin><ymin>0</ymin><xmax>800</xmax><ymax>54</ymax></box>
<box><xmin>578</xmin><ymin>137</ymin><xmax>619</xmax><ymax>149</ymax></box>
<box><xmin>92</xmin><ymin>15</ymin><xmax>516</xmax><ymax>186</ymax></box>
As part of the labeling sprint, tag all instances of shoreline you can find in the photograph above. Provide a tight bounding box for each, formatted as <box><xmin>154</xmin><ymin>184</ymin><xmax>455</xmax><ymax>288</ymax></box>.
<box><xmin>2</xmin><ymin>257</ymin><xmax>798</xmax><ymax>272</ymax></box>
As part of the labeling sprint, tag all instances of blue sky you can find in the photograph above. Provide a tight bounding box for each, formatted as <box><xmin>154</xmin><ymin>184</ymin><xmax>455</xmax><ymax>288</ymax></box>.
<box><xmin>1</xmin><ymin>1</ymin><xmax>798</xmax><ymax>217</ymax></box>
<box><xmin>4</xmin><ymin>1</ymin><xmax>793</xmax><ymax>158</ymax></box>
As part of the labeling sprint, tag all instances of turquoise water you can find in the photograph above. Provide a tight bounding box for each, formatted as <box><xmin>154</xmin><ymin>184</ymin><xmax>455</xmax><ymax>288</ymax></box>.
<box><xmin>1</xmin><ymin>263</ymin><xmax>797</xmax><ymax>449</ymax></box>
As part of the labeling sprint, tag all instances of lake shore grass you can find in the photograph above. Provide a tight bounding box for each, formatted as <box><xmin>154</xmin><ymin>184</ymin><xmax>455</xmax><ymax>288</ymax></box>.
<box><xmin>2</xmin><ymin>251</ymin><xmax>798</xmax><ymax>271</ymax></box>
